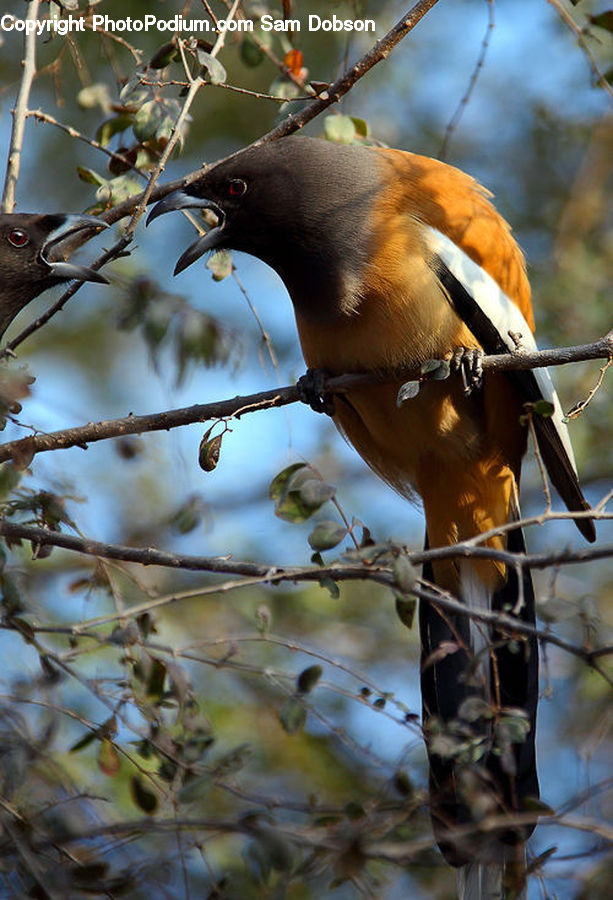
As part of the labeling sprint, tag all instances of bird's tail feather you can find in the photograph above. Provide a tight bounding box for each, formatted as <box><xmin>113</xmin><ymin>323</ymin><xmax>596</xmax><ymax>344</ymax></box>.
<box><xmin>457</xmin><ymin>844</ymin><xmax>527</xmax><ymax>900</ymax></box>
<box><xmin>419</xmin><ymin>502</ymin><xmax>539</xmax><ymax>893</ymax></box>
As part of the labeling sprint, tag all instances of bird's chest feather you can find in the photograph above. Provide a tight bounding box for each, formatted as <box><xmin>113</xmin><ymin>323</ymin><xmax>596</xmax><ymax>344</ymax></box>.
<box><xmin>294</xmin><ymin>228</ymin><xmax>484</xmax><ymax>491</ymax></box>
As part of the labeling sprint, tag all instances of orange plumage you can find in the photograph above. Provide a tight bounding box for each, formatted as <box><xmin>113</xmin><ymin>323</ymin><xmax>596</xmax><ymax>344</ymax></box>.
<box><xmin>296</xmin><ymin>148</ymin><xmax>530</xmax><ymax>592</ymax></box>
<box><xmin>149</xmin><ymin>135</ymin><xmax>595</xmax><ymax>893</ymax></box>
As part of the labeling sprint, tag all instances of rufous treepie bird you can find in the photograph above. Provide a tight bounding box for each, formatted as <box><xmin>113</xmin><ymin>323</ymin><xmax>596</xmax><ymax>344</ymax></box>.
<box><xmin>0</xmin><ymin>213</ymin><xmax>108</xmax><ymax>339</ymax></box>
<box><xmin>148</xmin><ymin>136</ymin><xmax>595</xmax><ymax>899</ymax></box>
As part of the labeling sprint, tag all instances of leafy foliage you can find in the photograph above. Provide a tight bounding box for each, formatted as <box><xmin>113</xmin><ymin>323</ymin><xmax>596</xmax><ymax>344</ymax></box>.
<box><xmin>0</xmin><ymin>1</ymin><xmax>610</xmax><ymax>898</ymax></box>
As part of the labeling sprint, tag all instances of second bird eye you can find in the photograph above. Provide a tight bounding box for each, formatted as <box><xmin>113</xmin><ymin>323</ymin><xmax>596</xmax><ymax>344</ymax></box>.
<box><xmin>8</xmin><ymin>229</ymin><xmax>29</xmax><ymax>248</ymax></box>
<box><xmin>228</xmin><ymin>179</ymin><xmax>247</xmax><ymax>197</ymax></box>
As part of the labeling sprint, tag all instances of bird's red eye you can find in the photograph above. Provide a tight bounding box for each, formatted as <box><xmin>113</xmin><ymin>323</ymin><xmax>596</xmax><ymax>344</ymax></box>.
<box><xmin>228</xmin><ymin>179</ymin><xmax>247</xmax><ymax>197</ymax></box>
<box><xmin>8</xmin><ymin>229</ymin><xmax>29</xmax><ymax>248</ymax></box>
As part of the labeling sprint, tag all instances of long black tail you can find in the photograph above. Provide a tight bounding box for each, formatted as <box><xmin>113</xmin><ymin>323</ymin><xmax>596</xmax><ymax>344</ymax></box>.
<box><xmin>419</xmin><ymin>520</ymin><xmax>539</xmax><ymax>894</ymax></box>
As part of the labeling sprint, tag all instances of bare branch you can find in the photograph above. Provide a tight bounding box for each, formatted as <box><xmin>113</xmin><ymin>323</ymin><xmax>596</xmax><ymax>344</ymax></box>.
<box><xmin>2</xmin><ymin>0</ymin><xmax>40</xmax><ymax>212</ymax></box>
<box><xmin>440</xmin><ymin>0</ymin><xmax>494</xmax><ymax>159</ymax></box>
<box><xmin>546</xmin><ymin>0</ymin><xmax>613</xmax><ymax>101</ymax></box>
<box><xmin>0</xmin><ymin>334</ymin><xmax>610</xmax><ymax>464</ymax></box>
<box><xmin>26</xmin><ymin>109</ymin><xmax>147</xmax><ymax>179</ymax></box>
<box><xmin>257</xmin><ymin>0</ymin><xmax>442</xmax><ymax>143</ymax></box>
<box><xmin>0</xmin><ymin>521</ymin><xmax>611</xmax><ymax>674</ymax></box>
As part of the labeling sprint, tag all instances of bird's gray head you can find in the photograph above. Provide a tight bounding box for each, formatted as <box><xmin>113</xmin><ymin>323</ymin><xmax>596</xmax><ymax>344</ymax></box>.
<box><xmin>0</xmin><ymin>213</ymin><xmax>109</xmax><ymax>338</ymax></box>
<box><xmin>148</xmin><ymin>137</ymin><xmax>384</xmax><ymax>318</ymax></box>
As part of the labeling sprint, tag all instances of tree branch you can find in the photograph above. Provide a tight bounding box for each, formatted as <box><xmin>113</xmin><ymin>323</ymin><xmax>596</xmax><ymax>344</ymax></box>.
<box><xmin>0</xmin><ymin>335</ymin><xmax>610</xmax><ymax>465</ymax></box>
<box><xmin>0</xmin><ymin>0</ymin><xmax>441</xmax><ymax>354</ymax></box>
<box><xmin>256</xmin><ymin>0</ymin><xmax>441</xmax><ymax>143</ymax></box>
<box><xmin>2</xmin><ymin>0</ymin><xmax>40</xmax><ymax>212</ymax></box>
<box><xmin>0</xmin><ymin>521</ymin><xmax>611</xmax><ymax>678</ymax></box>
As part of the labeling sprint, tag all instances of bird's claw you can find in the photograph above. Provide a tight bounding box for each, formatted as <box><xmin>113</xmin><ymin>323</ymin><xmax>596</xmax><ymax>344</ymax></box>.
<box><xmin>297</xmin><ymin>368</ymin><xmax>335</xmax><ymax>416</ymax></box>
<box><xmin>450</xmin><ymin>347</ymin><xmax>484</xmax><ymax>395</ymax></box>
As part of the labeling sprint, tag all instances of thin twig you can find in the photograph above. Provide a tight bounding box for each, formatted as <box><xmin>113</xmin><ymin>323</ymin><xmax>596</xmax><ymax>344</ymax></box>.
<box><xmin>0</xmin><ymin>335</ymin><xmax>610</xmax><ymax>464</ymax></box>
<box><xmin>2</xmin><ymin>0</ymin><xmax>40</xmax><ymax>212</ymax></box>
<box><xmin>257</xmin><ymin>0</ymin><xmax>441</xmax><ymax>144</ymax></box>
<box><xmin>0</xmin><ymin>1</ymin><xmax>441</xmax><ymax>352</ymax></box>
<box><xmin>231</xmin><ymin>269</ymin><xmax>282</xmax><ymax>383</ymax></box>
<box><xmin>440</xmin><ymin>0</ymin><xmax>494</xmax><ymax>159</ymax></box>
<box><xmin>26</xmin><ymin>109</ymin><xmax>147</xmax><ymax>178</ymax></box>
<box><xmin>546</xmin><ymin>0</ymin><xmax>613</xmax><ymax>100</ymax></box>
<box><xmin>0</xmin><ymin>520</ymin><xmax>612</xmax><ymax>664</ymax></box>
<box><xmin>526</xmin><ymin>409</ymin><xmax>552</xmax><ymax>514</ymax></box>
<box><xmin>565</xmin><ymin>357</ymin><xmax>612</xmax><ymax>420</ymax></box>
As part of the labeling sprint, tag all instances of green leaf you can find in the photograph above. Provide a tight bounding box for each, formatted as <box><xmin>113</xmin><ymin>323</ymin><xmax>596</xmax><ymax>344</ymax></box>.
<box><xmin>521</xmin><ymin>797</ymin><xmax>555</xmax><ymax>815</ymax></box>
<box><xmin>240</xmin><ymin>35</ymin><xmax>265</xmax><ymax>67</ymax></box>
<box><xmin>196</xmin><ymin>50</ymin><xmax>227</xmax><ymax>84</ymax></box>
<box><xmin>69</xmin><ymin>730</ymin><xmax>97</xmax><ymax>753</ymax></box>
<box><xmin>397</xmin><ymin>380</ymin><xmax>420</xmax><ymax>404</ymax></box>
<box><xmin>324</xmin><ymin>115</ymin><xmax>356</xmax><ymax>145</ymax></box>
<box><xmin>213</xmin><ymin>743</ymin><xmax>252</xmax><ymax>776</ymax></box>
<box><xmin>0</xmin><ymin>463</ymin><xmax>22</xmax><ymax>499</ymax></box>
<box><xmin>269</xmin><ymin>76</ymin><xmax>301</xmax><ymax>100</ymax></box>
<box><xmin>393</xmin><ymin>555</ymin><xmax>417</xmax><ymax>592</ymax></box>
<box><xmin>96</xmin><ymin>114</ymin><xmax>134</xmax><ymax>147</ymax></box>
<box><xmin>395</xmin><ymin>595</ymin><xmax>416</xmax><ymax>630</ymax></box>
<box><xmin>255</xmin><ymin>604</ymin><xmax>272</xmax><ymax>634</ymax></box>
<box><xmin>77</xmin><ymin>83</ymin><xmax>112</xmax><ymax>113</ymax></box>
<box><xmin>269</xmin><ymin>463</ymin><xmax>307</xmax><ymax>502</ymax></box>
<box><xmin>119</xmin><ymin>75</ymin><xmax>150</xmax><ymax>108</ymax></box>
<box><xmin>104</xmin><ymin>175</ymin><xmax>143</xmax><ymax>206</ymax></box>
<box><xmin>431</xmin><ymin>360</ymin><xmax>451</xmax><ymax>380</ymax></box>
<box><xmin>270</xmin><ymin>465</ymin><xmax>334</xmax><ymax>523</ymax></box>
<box><xmin>149</xmin><ymin>41</ymin><xmax>179</xmax><ymax>69</ymax></box>
<box><xmin>308</xmin><ymin>521</ymin><xmax>347</xmax><ymax>551</ymax></box>
<box><xmin>206</xmin><ymin>250</ymin><xmax>233</xmax><ymax>281</ymax></box>
<box><xmin>274</xmin><ymin>490</ymin><xmax>313</xmax><ymax>523</ymax></box>
<box><xmin>349</xmin><ymin>116</ymin><xmax>370</xmax><ymax>138</ymax></box>
<box><xmin>147</xmin><ymin>657</ymin><xmax>167</xmax><ymax>700</ymax></box>
<box><xmin>393</xmin><ymin>770</ymin><xmax>414</xmax><ymax>797</ymax></box>
<box><xmin>133</xmin><ymin>100</ymin><xmax>165</xmax><ymax>143</ymax></box>
<box><xmin>169</xmin><ymin>497</ymin><xmax>203</xmax><ymax>534</ymax></box>
<box><xmin>421</xmin><ymin>359</ymin><xmax>450</xmax><ymax>379</ymax></box>
<box><xmin>77</xmin><ymin>166</ymin><xmax>107</xmax><ymax>187</ymax></box>
<box><xmin>131</xmin><ymin>774</ymin><xmax>158</xmax><ymax>814</ymax></box>
<box><xmin>318</xmin><ymin>575</ymin><xmax>340</xmax><ymax>598</ymax></box>
<box><xmin>296</xmin><ymin>664</ymin><xmax>323</xmax><ymax>693</ymax></box>
<box><xmin>298</xmin><ymin>478</ymin><xmax>336</xmax><ymax>507</ymax></box>
<box><xmin>497</xmin><ymin>708</ymin><xmax>530</xmax><ymax>743</ymax></box>
<box><xmin>532</xmin><ymin>399</ymin><xmax>554</xmax><ymax>417</ymax></box>
<box><xmin>459</xmin><ymin>696</ymin><xmax>494</xmax><ymax>723</ymax></box>
<box><xmin>279</xmin><ymin>697</ymin><xmax>306</xmax><ymax>734</ymax></box>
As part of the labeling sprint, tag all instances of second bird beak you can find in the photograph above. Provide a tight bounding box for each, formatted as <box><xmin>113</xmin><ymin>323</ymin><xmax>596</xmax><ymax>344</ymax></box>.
<box><xmin>147</xmin><ymin>191</ymin><xmax>225</xmax><ymax>275</ymax></box>
<box><xmin>42</xmin><ymin>214</ymin><xmax>110</xmax><ymax>284</ymax></box>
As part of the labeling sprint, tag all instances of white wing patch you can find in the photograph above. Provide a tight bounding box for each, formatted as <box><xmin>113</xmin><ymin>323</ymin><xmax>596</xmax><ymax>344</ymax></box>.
<box><xmin>425</xmin><ymin>225</ymin><xmax>577</xmax><ymax>474</ymax></box>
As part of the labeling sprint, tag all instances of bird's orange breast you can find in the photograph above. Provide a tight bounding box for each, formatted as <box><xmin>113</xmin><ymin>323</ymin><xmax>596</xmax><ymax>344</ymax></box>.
<box><xmin>294</xmin><ymin>148</ymin><xmax>532</xmax><ymax>590</ymax></box>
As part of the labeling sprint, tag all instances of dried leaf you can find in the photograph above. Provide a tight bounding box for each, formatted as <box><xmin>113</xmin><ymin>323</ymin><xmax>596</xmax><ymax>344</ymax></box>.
<box><xmin>199</xmin><ymin>433</ymin><xmax>223</xmax><ymax>472</ymax></box>
<box><xmin>98</xmin><ymin>738</ymin><xmax>121</xmax><ymax>777</ymax></box>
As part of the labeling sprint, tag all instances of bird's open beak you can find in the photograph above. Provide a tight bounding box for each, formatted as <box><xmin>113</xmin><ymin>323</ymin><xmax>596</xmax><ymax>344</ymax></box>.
<box><xmin>147</xmin><ymin>190</ymin><xmax>225</xmax><ymax>275</ymax></box>
<box><xmin>41</xmin><ymin>214</ymin><xmax>110</xmax><ymax>284</ymax></box>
